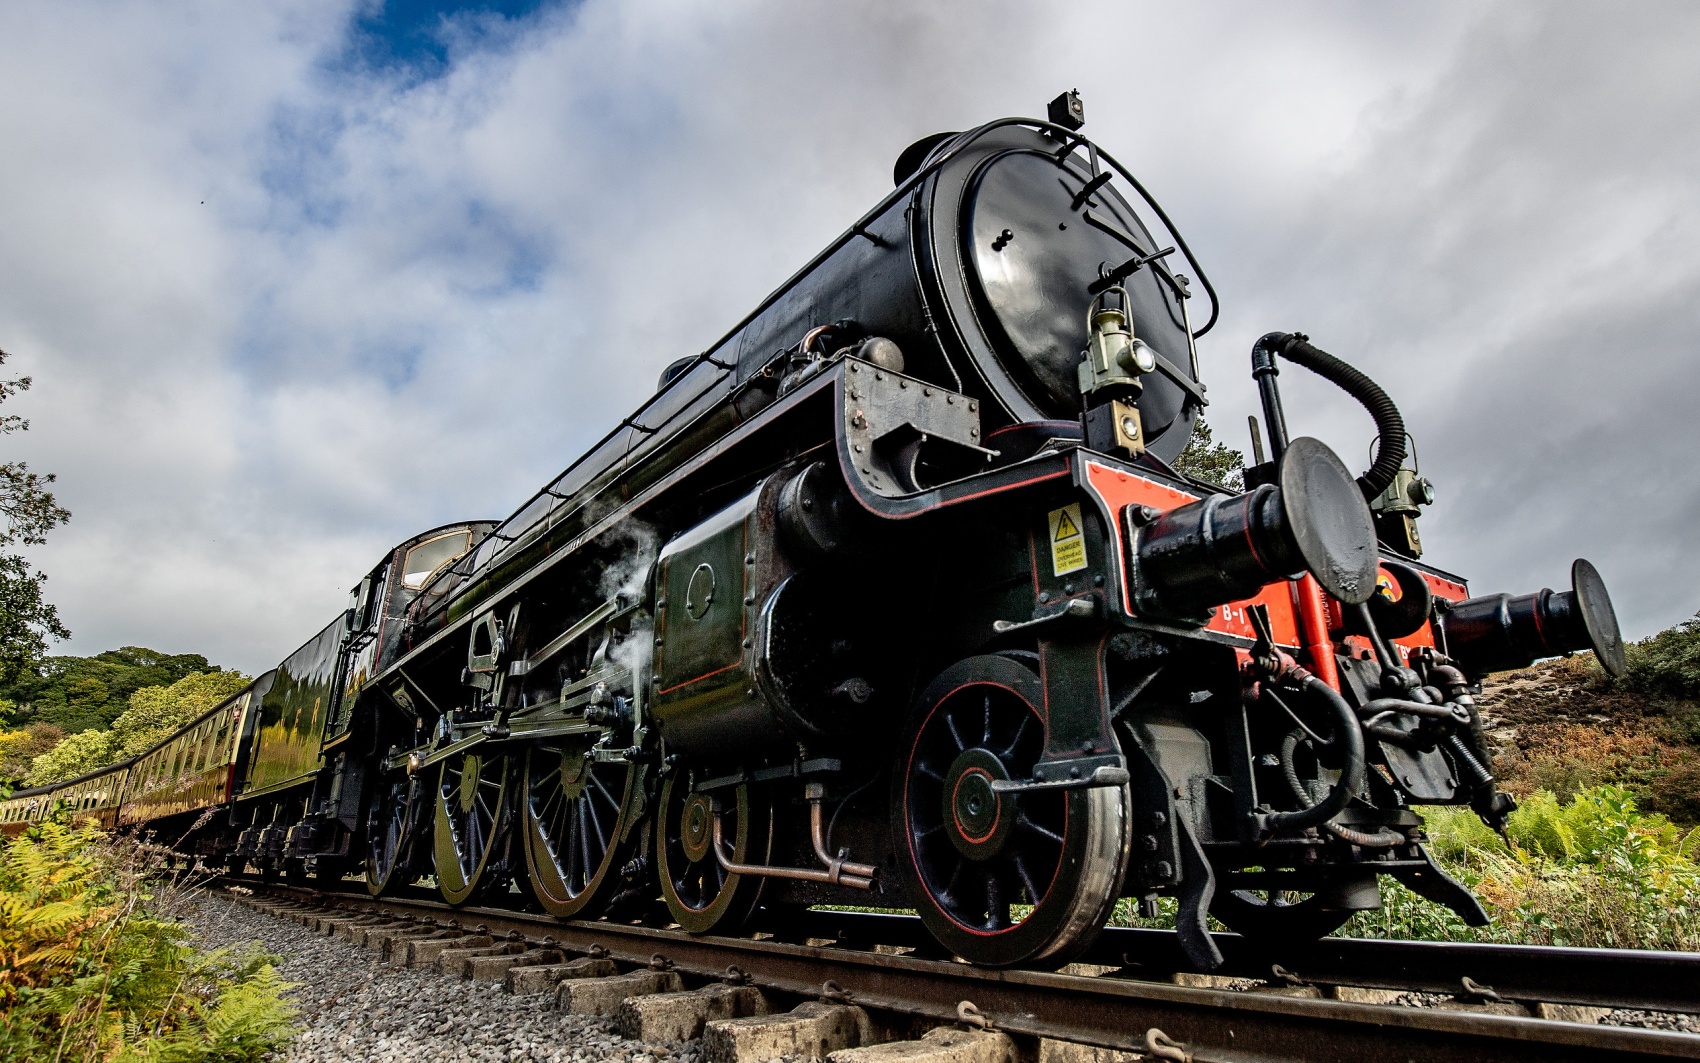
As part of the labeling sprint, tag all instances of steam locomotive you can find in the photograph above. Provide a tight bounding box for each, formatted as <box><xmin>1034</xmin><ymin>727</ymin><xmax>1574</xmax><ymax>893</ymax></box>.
<box><xmin>1</xmin><ymin>93</ymin><xmax>1627</xmax><ymax>970</ymax></box>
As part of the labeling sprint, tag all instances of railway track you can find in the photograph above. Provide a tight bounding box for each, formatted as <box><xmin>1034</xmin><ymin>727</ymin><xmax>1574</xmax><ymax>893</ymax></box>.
<box><xmin>222</xmin><ymin>879</ymin><xmax>1699</xmax><ymax>1063</ymax></box>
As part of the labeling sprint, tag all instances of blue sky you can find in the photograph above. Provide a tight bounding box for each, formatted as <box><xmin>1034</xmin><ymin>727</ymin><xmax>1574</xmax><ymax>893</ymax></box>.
<box><xmin>0</xmin><ymin>1</ymin><xmax>1695</xmax><ymax>673</ymax></box>
<box><xmin>349</xmin><ymin>0</ymin><xmax>559</xmax><ymax>73</ymax></box>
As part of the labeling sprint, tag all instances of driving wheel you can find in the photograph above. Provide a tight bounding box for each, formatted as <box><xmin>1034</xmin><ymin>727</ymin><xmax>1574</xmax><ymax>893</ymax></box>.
<box><xmin>433</xmin><ymin>750</ymin><xmax>510</xmax><ymax>905</ymax></box>
<box><xmin>657</xmin><ymin>771</ymin><xmax>771</xmax><ymax>934</ymax></box>
<box><xmin>522</xmin><ymin>738</ymin><xmax>637</xmax><ymax>918</ymax></box>
<box><xmin>894</xmin><ymin>654</ymin><xmax>1129</xmax><ymax>967</ymax></box>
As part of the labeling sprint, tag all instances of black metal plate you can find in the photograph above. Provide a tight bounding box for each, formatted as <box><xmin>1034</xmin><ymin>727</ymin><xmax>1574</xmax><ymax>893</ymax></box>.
<box><xmin>1278</xmin><ymin>437</ymin><xmax>1378</xmax><ymax>606</ymax></box>
<box><xmin>1573</xmin><ymin>557</ymin><xmax>1626</xmax><ymax>676</ymax></box>
<box><xmin>963</xmin><ymin>149</ymin><xmax>1194</xmax><ymax>441</ymax></box>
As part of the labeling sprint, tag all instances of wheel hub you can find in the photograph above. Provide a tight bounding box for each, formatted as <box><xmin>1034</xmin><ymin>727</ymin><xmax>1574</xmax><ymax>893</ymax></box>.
<box><xmin>681</xmin><ymin>792</ymin><xmax>714</xmax><ymax>864</ymax></box>
<box><xmin>943</xmin><ymin>748</ymin><xmax>1014</xmax><ymax>860</ymax></box>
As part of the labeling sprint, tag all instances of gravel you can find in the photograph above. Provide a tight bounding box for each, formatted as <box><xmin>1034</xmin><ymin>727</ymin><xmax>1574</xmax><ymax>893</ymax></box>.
<box><xmin>1602</xmin><ymin>1009</ymin><xmax>1700</xmax><ymax>1034</ymax></box>
<box><xmin>182</xmin><ymin>889</ymin><xmax>695</xmax><ymax>1063</ymax></box>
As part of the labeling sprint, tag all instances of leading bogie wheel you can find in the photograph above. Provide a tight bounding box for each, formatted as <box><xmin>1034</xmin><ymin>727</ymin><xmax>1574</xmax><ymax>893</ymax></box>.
<box><xmin>521</xmin><ymin>737</ymin><xmax>637</xmax><ymax>918</ymax></box>
<box><xmin>1210</xmin><ymin>872</ymin><xmax>1374</xmax><ymax>944</ymax></box>
<box><xmin>366</xmin><ymin>775</ymin><xmax>418</xmax><ymax>895</ymax></box>
<box><xmin>657</xmin><ymin>772</ymin><xmax>771</xmax><ymax>934</ymax></box>
<box><xmin>893</xmin><ymin>654</ymin><xmax>1130</xmax><ymax>967</ymax></box>
<box><xmin>434</xmin><ymin>750</ymin><xmax>510</xmax><ymax>905</ymax></box>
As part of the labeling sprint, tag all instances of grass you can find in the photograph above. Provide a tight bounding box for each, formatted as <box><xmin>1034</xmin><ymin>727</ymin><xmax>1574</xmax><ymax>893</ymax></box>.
<box><xmin>0</xmin><ymin>821</ymin><xmax>297</xmax><ymax>1062</ymax></box>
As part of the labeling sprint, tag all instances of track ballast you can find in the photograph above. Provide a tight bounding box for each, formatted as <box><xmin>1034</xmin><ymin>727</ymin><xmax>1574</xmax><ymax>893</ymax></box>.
<box><xmin>224</xmin><ymin>879</ymin><xmax>1700</xmax><ymax>1063</ymax></box>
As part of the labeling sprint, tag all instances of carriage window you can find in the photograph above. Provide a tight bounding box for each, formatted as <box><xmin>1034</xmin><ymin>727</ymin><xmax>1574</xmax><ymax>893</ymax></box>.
<box><xmin>402</xmin><ymin>531</ymin><xmax>473</xmax><ymax>589</ymax></box>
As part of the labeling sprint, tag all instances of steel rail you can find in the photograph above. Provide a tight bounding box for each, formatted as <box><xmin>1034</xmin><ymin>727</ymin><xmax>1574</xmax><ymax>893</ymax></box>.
<box><xmin>234</xmin><ymin>883</ymin><xmax>1697</xmax><ymax>1063</ymax></box>
<box><xmin>792</xmin><ymin>910</ymin><xmax>1700</xmax><ymax>1016</ymax></box>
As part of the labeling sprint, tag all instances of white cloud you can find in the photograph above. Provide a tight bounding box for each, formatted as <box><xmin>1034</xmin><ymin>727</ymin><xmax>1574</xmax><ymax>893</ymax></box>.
<box><xmin>0</xmin><ymin>0</ymin><xmax>1693</xmax><ymax>673</ymax></box>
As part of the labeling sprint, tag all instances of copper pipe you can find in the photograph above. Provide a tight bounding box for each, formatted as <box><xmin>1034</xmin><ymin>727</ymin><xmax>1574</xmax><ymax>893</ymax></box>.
<box><xmin>807</xmin><ymin>783</ymin><xmax>879</xmax><ymax>882</ymax></box>
<box><xmin>708</xmin><ymin>785</ymin><xmax>876</xmax><ymax>889</ymax></box>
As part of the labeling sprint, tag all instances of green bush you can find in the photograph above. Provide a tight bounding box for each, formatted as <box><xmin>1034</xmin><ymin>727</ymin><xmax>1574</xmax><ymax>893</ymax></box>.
<box><xmin>1349</xmin><ymin>786</ymin><xmax>1700</xmax><ymax>950</ymax></box>
<box><xmin>1620</xmin><ymin>611</ymin><xmax>1700</xmax><ymax>701</ymax></box>
<box><xmin>0</xmin><ymin>821</ymin><xmax>296</xmax><ymax>1062</ymax></box>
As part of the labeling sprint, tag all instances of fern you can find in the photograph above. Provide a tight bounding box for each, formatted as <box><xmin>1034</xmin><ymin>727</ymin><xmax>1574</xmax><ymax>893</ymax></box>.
<box><xmin>0</xmin><ymin>824</ymin><xmax>297</xmax><ymax>1063</ymax></box>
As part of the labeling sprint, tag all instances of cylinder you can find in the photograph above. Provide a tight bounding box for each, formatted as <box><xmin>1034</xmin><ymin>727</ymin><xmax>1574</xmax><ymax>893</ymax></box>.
<box><xmin>1439</xmin><ymin>558</ymin><xmax>1625</xmax><ymax>677</ymax></box>
<box><xmin>1133</xmin><ymin>436</ymin><xmax>1378</xmax><ymax>617</ymax></box>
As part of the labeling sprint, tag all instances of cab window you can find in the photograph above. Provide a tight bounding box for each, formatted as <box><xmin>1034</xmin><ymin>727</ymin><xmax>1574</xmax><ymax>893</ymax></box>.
<box><xmin>401</xmin><ymin>531</ymin><xmax>473</xmax><ymax>590</ymax></box>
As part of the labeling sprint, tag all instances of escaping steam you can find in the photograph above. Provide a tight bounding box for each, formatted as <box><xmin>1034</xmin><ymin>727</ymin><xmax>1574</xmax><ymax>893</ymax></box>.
<box><xmin>596</xmin><ymin>514</ymin><xmax>660</xmax><ymax>693</ymax></box>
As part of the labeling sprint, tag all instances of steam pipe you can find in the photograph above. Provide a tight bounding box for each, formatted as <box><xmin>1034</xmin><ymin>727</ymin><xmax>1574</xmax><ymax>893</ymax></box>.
<box><xmin>1261</xmin><ymin>673</ymin><xmax>1367</xmax><ymax>835</ymax></box>
<box><xmin>1253</xmin><ymin>332</ymin><xmax>1407</xmax><ymax>500</ymax></box>
<box><xmin>807</xmin><ymin>782</ymin><xmax>880</xmax><ymax>881</ymax></box>
<box><xmin>1250</xmin><ymin>336</ymin><xmax>1291</xmax><ymax>462</ymax></box>
<box><xmin>1278</xmin><ymin>737</ymin><xmax>1401</xmax><ymax>848</ymax></box>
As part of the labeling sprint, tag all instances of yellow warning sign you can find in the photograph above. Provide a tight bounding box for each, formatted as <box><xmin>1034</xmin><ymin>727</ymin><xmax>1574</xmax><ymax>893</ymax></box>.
<box><xmin>1048</xmin><ymin>503</ymin><xmax>1087</xmax><ymax>576</ymax></box>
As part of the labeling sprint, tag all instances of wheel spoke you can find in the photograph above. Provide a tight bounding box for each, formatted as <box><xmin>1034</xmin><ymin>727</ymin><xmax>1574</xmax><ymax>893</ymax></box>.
<box><xmin>1012</xmin><ymin>853</ymin><xmax>1041</xmax><ymax>905</ymax></box>
<box><xmin>577</xmin><ymin>800</ymin><xmax>595</xmax><ymax>885</ymax></box>
<box><xmin>1000</xmin><ymin>714</ymin><xmax>1031</xmax><ymax>760</ymax></box>
<box><xmin>944</xmin><ymin>711</ymin><xmax>967</xmax><ymax>753</ymax></box>
<box><xmin>1016</xmin><ymin>812</ymin><xmax>1064</xmax><ymax>844</ymax></box>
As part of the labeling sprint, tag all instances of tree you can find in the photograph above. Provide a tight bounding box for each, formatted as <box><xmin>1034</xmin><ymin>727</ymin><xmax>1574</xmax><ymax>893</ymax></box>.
<box><xmin>0</xmin><ymin>721</ymin><xmax>64</xmax><ymax>787</ymax></box>
<box><xmin>23</xmin><ymin>726</ymin><xmax>115</xmax><ymax>786</ymax></box>
<box><xmin>108</xmin><ymin>669</ymin><xmax>250</xmax><ymax>760</ymax></box>
<box><xmin>0</xmin><ymin>647</ymin><xmax>216</xmax><ymax>734</ymax></box>
<box><xmin>1172</xmin><ymin>416</ymin><xmax>1246</xmax><ymax>491</ymax></box>
<box><xmin>0</xmin><ymin>349</ymin><xmax>69</xmax><ymax>685</ymax></box>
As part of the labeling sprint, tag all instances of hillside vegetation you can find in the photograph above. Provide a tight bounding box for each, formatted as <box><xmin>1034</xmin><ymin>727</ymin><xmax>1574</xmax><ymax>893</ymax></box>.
<box><xmin>0</xmin><ymin>647</ymin><xmax>226</xmax><ymax>736</ymax></box>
